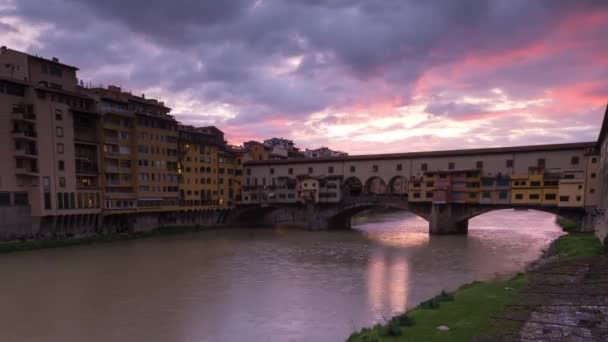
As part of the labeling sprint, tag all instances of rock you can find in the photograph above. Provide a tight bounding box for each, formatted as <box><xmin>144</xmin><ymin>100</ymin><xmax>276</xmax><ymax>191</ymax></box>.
<box><xmin>437</xmin><ymin>325</ymin><xmax>450</xmax><ymax>331</ymax></box>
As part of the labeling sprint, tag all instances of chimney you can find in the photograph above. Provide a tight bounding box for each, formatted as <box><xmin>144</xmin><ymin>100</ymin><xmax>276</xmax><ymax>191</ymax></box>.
<box><xmin>0</xmin><ymin>46</ymin><xmax>7</xmax><ymax>54</ymax></box>
<box><xmin>52</xmin><ymin>57</ymin><xmax>59</xmax><ymax>62</ymax></box>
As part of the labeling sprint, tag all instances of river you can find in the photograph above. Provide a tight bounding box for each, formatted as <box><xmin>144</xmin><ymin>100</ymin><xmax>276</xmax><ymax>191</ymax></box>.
<box><xmin>0</xmin><ymin>209</ymin><xmax>563</xmax><ymax>342</ymax></box>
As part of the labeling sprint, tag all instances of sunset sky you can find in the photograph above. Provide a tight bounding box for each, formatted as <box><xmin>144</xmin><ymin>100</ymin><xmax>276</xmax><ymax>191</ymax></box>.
<box><xmin>2</xmin><ymin>0</ymin><xmax>607</xmax><ymax>154</ymax></box>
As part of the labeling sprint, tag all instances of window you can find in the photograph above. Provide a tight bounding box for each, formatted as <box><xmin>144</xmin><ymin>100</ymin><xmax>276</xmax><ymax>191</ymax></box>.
<box><xmin>55</xmin><ymin>109</ymin><xmax>63</xmax><ymax>121</ymax></box>
<box><xmin>0</xmin><ymin>192</ymin><xmax>10</xmax><ymax>206</ymax></box>
<box><xmin>56</xmin><ymin>127</ymin><xmax>64</xmax><ymax>137</ymax></box>
<box><xmin>529</xmin><ymin>194</ymin><xmax>540</xmax><ymax>200</ymax></box>
<box><xmin>58</xmin><ymin>160</ymin><xmax>65</xmax><ymax>171</ymax></box>
<box><xmin>421</xmin><ymin>163</ymin><xmax>427</xmax><ymax>171</ymax></box>
<box><xmin>571</xmin><ymin>156</ymin><xmax>579</xmax><ymax>165</ymax></box>
<box><xmin>530</xmin><ymin>181</ymin><xmax>541</xmax><ymax>187</ymax></box>
<box><xmin>396</xmin><ymin>164</ymin><xmax>402</xmax><ymax>171</ymax></box>
<box><xmin>413</xmin><ymin>192</ymin><xmax>421</xmax><ymax>198</ymax></box>
<box><xmin>591</xmin><ymin>173</ymin><xmax>596</xmax><ymax>179</ymax></box>
<box><xmin>499</xmin><ymin>191</ymin><xmax>508</xmax><ymax>199</ymax></box>
<box><xmin>57</xmin><ymin>193</ymin><xmax>64</xmax><ymax>209</ymax></box>
<box><xmin>545</xmin><ymin>194</ymin><xmax>557</xmax><ymax>200</ymax></box>
<box><xmin>576</xmin><ymin>196</ymin><xmax>582</xmax><ymax>201</ymax></box>
<box><xmin>482</xmin><ymin>192</ymin><xmax>491</xmax><ymax>199</ymax></box>
<box><xmin>476</xmin><ymin>161</ymin><xmax>483</xmax><ymax>169</ymax></box>
<box><xmin>448</xmin><ymin>162</ymin><xmax>455</xmax><ymax>170</ymax></box>
<box><xmin>426</xmin><ymin>192</ymin><xmax>433</xmax><ymax>198</ymax></box>
<box><xmin>14</xmin><ymin>192</ymin><xmax>28</xmax><ymax>206</ymax></box>
<box><xmin>59</xmin><ymin>177</ymin><xmax>66</xmax><ymax>188</ymax></box>
<box><xmin>328</xmin><ymin>166</ymin><xmax>334</xmax><ymax>174</ymax></box>
<box><xmin>590</xmin><ymin>188</ymin><xmax>595</xmax><ymax>194</ymax></box>
<box><xmin>288</xmin><ymin>168</ymin><xmax>293</xmax><ymax>175</ymax></box>
<box><xmin>591</xmin><ymin>157</ymin><xmax>597</xmax><ymax>163</ymax></box>
<box><xmin>537</xmin><ymin>158</ymin><xmax>545</xmax><ymax>167</ymax></box>
<box><xmin>308</xmin><ymin>167</ymin><xmax>313</xmax><ymax>174</ymax></box>
<box><xmin>372</xmin><ymin>165</ymin><xmax>378</xmax><ymax>172</ymax></box>
<box><xmin>350</xmin><ymin>166</ymin><xmax>356</xmax><ymax>172</ymax></box>
<box><xmin>57</xmin><ymin>143</ymin><xmax>64</xmax><ymax>154</ymax></box>
<box><xmin>515</xmin><ymin>194</ymin><xmax>524</xmax><ymax>200</ymax></box>
<box><xmin>468</xmin><ymin>192</ymin><xmax>477</xmax><ymax>199</ymax></box>
<box><xmin>270</xmin><ymin>168</ymin><xmax>274</xmax><ymax>175</ymax></box>
<box><xmin>506</xmin><ymin>159</ymin><xmax>513</xmax><ymax>168</ymax></box>
<box><xmin>246</xmin><ymin>169</ymin><xmax>251</xmax><ymax>175</ymax></box>
<box><xmin>560</xmin><ymin>196</ymin><xmax>571</xmax><ymax>202</ymax></box>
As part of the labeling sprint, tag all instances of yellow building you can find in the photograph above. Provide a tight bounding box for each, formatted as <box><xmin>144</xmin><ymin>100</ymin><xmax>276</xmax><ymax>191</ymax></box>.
<box><xmin>464</xmin><ymin>170</ymin><xmax>481</xmax><ymax>204</ymax></box>
<box><xmin>177</xmin><ymin>125</ymin><xmax>225</xmax><ymax>209</ymax></box>
<box><xmin>558</xmin><ymin>170</ymin><xmax>585</xmax><ymax>208</ymax></box>
<box><xmin>408</xmin><ymin>177</ymin><xmax>425</xmax><ymax>202</ymax></box>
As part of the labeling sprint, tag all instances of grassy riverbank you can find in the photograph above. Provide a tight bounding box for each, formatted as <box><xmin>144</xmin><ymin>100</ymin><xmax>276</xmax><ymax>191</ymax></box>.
<box><xmin>347</xmin><ymin>232</ymin><xmax>605</xmax><ymax>341</ymax></box>
<box><xmin>0</xmin><ymin>225</ymin><xmax>212</xmax><ymax>254</ymax></box>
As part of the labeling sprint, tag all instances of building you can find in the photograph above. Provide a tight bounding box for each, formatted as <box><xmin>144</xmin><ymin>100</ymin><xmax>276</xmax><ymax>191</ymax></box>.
<box><xmin>243</xmin><ymin>141</ymin><xmax>272</xmax><ymax>161</ymax></box>
<box><xmin>596</xmin><ymin>105</ymin><xmax>608</xmax><ymax>243</ymax></box>
<box><xmin>0</xmin><ymin>46</ymin><xmax>102</xmax><ymax>238</ymax></box>
<box><xmin>304</xmin><ymin>147</ymin><xmax>348</xmax><ymax>159</ymax></box>
<box><xmin>177</xmin><ymin>125</ymin><xmax>222</xmax><ymax>209</ymax></box>
<box><xmin>243</xmin><ymin>142</ymin><xmax>601</xmax><ymax>209</ymax></box>
<box><xmin>88</xmin><ymin>85</ymin><xmax>180</xmax><ymax>213</ymax></box>
<box><xmin>0</xmin><ymin>47</ymin><xmax>249</xmax><ymax>239</ymax></box>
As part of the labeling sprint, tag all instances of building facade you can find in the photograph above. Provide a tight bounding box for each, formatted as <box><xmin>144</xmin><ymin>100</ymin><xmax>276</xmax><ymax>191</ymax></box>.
<box><xmin>0</xmin><ymin>47</ymin><xmax>249</xmax><ymax>239</ymax></box>
<box><xmin>242</xmin><ymin>143</ymin><xmax>601</xmax><ymax>212</ymax></box>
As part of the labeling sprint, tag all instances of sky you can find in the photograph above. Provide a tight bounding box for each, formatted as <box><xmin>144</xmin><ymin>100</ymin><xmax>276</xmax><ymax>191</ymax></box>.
<box><xmin>1</xmin><ymin>0</ymin><xmax>607</xmax><ymax>154</ymax></box>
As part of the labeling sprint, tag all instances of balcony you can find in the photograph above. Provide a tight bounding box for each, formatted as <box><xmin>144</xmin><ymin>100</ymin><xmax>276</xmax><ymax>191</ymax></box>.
<box><xmin>105</xmin><ymin>166</ymin><xmax>119</xmax><ymax>173</ymax></box>
<box><xmin>12</xmin><ymin>112</ymin><xmax>37</xmax><ymax>122</ymax></box>
<box><xmin>15</xmin><ymin>166</ymin><xmax>39</xmax><ymax>177</ymax></box>
<box><xmin>12</xmin><ymin>130</ymin><xmax>37</xmax><ymax>141</ymax></box>
<box><xmin>14</xmin><ymin>147</ymin><xmax>38</xmax><ymax>159</ymax></box>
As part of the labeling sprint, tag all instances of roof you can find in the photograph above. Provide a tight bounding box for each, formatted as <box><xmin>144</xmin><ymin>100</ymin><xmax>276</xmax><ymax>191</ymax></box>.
<box><xmin>34</xmin><ymin>85</ymin><xmax>93</xmax><ymax>100</ymax></box>
<box><xmin>244</xmin><ymin>142</ymin><xmax>596</xmax><ymax>166</ymax></box>
<box><xmin>29</xmin><ymin>54</ymin><xmax>79</xmax><ymax>70</ymax></box>
<box><xmin>599</xmin><ymin>104</ymin><xmax>608</xmax><ymax>146</ymax></box>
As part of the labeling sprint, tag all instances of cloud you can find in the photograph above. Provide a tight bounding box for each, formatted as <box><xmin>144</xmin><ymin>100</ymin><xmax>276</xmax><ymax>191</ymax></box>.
<box><xmin>2</xmin><ymin>0</ymin><xmax>607</xmax><ymax>153</ymax></box>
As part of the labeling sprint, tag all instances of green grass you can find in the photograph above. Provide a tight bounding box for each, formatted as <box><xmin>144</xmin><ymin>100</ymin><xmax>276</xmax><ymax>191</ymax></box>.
<box><xmin>555</xmin><ymin>217</ymin><xmax>578</xmax><ymax>232</ymax></box>
<box><xmin>0</xmin><ymin>225</ymin><xmax>210</xmax><ymax>254</ymax></box>
<box><xmin>347</xmin><ymin>274</ymin><xmax>528</xmax><ymax>342</ymax></box>
<box><xmin>551</xmin><ymin>232</ymin><xmax>605</xmax><ymax>258</ymax></box>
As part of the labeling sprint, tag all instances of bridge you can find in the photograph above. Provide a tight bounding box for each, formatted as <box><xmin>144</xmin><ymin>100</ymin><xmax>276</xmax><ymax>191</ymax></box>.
<box><xmin>235</xmin><ymin>141</ymin><xmax>602</xmax><ymax>234</ymax></box>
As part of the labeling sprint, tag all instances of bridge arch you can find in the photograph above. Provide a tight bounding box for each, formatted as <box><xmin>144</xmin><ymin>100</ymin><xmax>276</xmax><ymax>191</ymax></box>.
<box><xmin>343</xmin><ymin>177</ymin><xmax>363</xmax><ymax>197</ymax></box>
<box><xmin>364</xmin><ymin>176</ymin><xmax>387</xmax><ymax>195</ymax></box>
<box><xmin>325</xmin><ymin>199</ymin><xmax>432</xmax><ymax>230</ymax></box>
<box><xmin>388</xmin><ymin>176</ymin><xmax>407</xmax><ymax>195</ymax></box>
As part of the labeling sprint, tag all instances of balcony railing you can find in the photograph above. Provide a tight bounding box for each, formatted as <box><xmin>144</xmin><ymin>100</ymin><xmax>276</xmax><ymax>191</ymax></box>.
<box><xmin>12</xmin><ymin>131</ymin><xmax>38</xmax><ymax>140</ymax></box>
<box><xmin>14</xmin><ymin>148</ymin><xmax>38</xmax><ymax>159</ymax></box>
<box><xmin>12</xmin><ymin>112</ymin><xmax>37</xmax><ymax>122</ymax></box>
<box><xmin>15</xmin><ymin>166</ymin><xmax>39</xmax><ymax>176</ymax></box>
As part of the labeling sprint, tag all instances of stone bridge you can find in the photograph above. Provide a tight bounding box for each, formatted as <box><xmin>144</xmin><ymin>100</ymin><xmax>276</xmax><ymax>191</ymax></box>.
<box><xmin>230</xmin><ymin>195</ymin><xmax>590</xmax><ymax>234</ymax></box>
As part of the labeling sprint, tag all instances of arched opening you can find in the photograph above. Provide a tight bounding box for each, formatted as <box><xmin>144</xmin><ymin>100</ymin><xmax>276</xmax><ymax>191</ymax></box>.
<box><xmin>343</xmin><ymin>177</ymin><xmax>363</xmax><ymax>197</ymax></box>
<box><xmin>388</xmin><ymin>176</ymin><xmax>407</xmax><ymax>195</ymax></box>
<box><xmin>328</xmin><ymin>203</ymin><xmax>430</xmax><ymax>231</ymax></box>
<box><xmin>365</xmin><ymin>177</ymin><xmax>387</xmax><ymax>195</ymax></box>
<box><xmin>467</xmin><ymin>208</ymin><xmax>567</xmax><ymax>236</ymax></box>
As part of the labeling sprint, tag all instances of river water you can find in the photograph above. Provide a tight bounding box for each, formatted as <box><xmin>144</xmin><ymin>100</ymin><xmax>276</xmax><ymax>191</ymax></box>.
<box><xmin>0</xmin><ymin>209</ymin><xmax>563</xmax><ymax>342</ymax></box>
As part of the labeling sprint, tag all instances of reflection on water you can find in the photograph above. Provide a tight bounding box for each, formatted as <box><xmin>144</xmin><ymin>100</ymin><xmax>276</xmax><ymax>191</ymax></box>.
<box><xmin>0</xmin><ymin>209</ymin><xmax>562</xmax><ymax>342</ymax></box>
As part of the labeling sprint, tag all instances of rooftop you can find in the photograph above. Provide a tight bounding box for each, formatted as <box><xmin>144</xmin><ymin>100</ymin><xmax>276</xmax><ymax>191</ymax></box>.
<box><xmin>245</xmin><ymin>142</ymin><xmax>596</xmax><ymax>166</ymax></box>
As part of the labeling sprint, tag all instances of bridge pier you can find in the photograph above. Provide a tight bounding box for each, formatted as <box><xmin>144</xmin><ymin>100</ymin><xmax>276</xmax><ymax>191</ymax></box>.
<box><xmin>429</xmin><ymin>204</ymin><xmax>469</xmax><ymax>235</ymax></box>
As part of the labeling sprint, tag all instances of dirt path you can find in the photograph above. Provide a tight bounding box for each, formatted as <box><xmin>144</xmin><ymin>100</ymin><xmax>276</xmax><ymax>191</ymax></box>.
<box><xmin>479</xmin><ymin>255</ymin><xmax>608</xmax><ymax>341</ymax></box>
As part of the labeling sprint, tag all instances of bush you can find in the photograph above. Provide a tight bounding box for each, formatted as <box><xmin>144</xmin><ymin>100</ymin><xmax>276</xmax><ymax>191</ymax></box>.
<box><xmin>419</xmin><ymin>297</ymin><xmax>441</xmax><ymax>309</ymax></box>
<box><xmin>391</xmin><ymin>313</ymin><xmax>416</xmax><ymax>327</ymax></box>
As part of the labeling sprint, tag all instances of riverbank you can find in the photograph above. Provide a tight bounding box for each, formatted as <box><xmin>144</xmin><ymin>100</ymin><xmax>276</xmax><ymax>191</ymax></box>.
<box><xmin>0</xmin><ymin>225</ymin><xmax>218</xmax><ymax>254</ymax></box>
<box><xmin>347</xmin><ymin>232</ymin><xmax>606</xmax><ymax>341</ymax></box>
